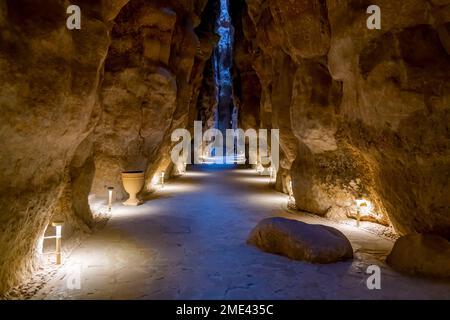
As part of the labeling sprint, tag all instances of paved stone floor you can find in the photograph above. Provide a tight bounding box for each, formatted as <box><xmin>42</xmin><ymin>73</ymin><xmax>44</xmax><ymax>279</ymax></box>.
<box><xmin>33</xmin><ymin>165</ymin><xmax>450</xmax><ymax>299</ymax></box>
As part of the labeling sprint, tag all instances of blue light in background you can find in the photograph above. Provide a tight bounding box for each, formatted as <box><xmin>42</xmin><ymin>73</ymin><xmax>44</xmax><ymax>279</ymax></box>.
<box><xmin>214</xmin><ymin>0</ymin><xmax>233</xmax><ymax>90</ymax></box>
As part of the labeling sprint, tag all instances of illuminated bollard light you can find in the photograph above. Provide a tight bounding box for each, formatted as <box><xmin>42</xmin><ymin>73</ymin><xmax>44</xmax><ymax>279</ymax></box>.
<box><xmin>52</xmin><ymin>221</ymin><xmax>64</xmax><ymax>265</ymax></box>
<box><xmin>354</xmin><ymin>194</ymin><xmax>371</xmax><ymax>227</ymax></box>
<box><xmin>161</xmin><ymin>171</ymin><xmax>165</xmax><ymax>189</ymax></box>
<box><xmin>256</xmin><ymin>163</ymin><xmax>263</xmax><ymax>175</ymax></box>
<box><xmin>288</xmin><ymin>180</ymin><xmax>295</xmax><ymax>207</ymax></box>
<box><xmin>107</xmin><ymin>186</ymin><xmax>114</xmax><ymax>212</ymax></box>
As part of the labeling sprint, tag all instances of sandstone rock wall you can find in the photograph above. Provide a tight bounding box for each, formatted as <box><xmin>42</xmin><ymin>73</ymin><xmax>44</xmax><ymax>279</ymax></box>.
<box><xmin>0</xmin><ymin>0</ymin><xmax>215</xmax><ymax>294</ymax></box>
<box><xmin>235</xmin><ymin>0</ymin><xmax>450</xmax><ymax>234</ymax></box>
<box><xmin>0</xmin><ymin>0</ymin><xmax>130</xmax><ymax>294</ymax></box>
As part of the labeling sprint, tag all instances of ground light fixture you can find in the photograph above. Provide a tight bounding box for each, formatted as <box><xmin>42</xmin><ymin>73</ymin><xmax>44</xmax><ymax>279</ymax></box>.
<box><xmin>288</xmin><ymin>180</ymin><xmax>295</xmax><ymax>207</ymax></box>
<box><xmin>268</xmin><ymin>167</ymin><xmax>275</xmax><ymax>185</ymax></box>
<box><xmin>161</xmin><ymin>171</ymin><xmax>165</xmax><ymax>189</ymax></box>
<box><xmin>107</xmin><ymin>186</ymin><xmax>114</xmax><ymax>212</ymax></box>
<box><xmin>355</xmin><ymin>195</ymin><xmax>370</xmax><ymax>227</ymax></box>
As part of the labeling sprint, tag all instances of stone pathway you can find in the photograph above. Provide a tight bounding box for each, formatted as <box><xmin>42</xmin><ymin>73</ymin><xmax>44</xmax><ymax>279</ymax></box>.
<box><xmin>33</xmin><ymin>165</ymin><xmax>450</xmax><ymax>299</ymax></box>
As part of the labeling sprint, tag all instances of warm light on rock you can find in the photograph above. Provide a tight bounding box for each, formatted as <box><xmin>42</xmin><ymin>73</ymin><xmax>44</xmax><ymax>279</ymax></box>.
<box><xmin>121</xmin><ymin>171</ymin><xmax>145</xmax><ymax>206</ymax></box>
<box><xmin>51</xmin><ymin>221</ymin><xmax>64</xmax><ymax>265</ymax></box>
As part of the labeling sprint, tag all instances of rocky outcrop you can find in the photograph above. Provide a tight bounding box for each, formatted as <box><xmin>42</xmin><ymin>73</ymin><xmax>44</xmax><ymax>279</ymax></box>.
<box><xmin>232</xmin><ymin>3</ymin><xmax>299</xmax><ymax>188</ymax></box>
<box><xmin>234</xmin><ymin>0</ymin><xmax>450</xmax><ymax>235</ymax></box>
<box><xmin>387</xmin><ymin>234</ymin><xmax>450</xmax><ymax>278</ymax></box>
<box><xmin>0</xmin><ymin>0</ymin><xmax>129</xmax><ymax>294</ymax></box>
<box><xmin>247</xmin><ymin>217</ymin><xmax>353</xmax><ymax>263</ymax></box>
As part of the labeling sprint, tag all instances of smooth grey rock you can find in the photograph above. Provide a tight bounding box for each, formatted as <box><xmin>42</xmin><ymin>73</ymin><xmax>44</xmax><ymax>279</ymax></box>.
<box><xmin>247</xmin><ymin>217</ymin><xmax>353</xmax><ymax>263</ymax></box>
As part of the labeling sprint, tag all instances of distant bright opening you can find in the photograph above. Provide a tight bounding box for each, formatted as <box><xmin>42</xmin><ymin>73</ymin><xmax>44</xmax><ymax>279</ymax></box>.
<box><xmin>212</xmin><ymin>0</ymin><xmax>237</xmax><ymax>160</ymax></box>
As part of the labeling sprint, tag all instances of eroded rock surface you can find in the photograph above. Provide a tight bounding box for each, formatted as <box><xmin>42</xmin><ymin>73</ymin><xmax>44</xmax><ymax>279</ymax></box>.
<box><xmin>1</xmin><ymin>0</ymin><xmax>450</xmax><ymax>296</ymax></box>
<box><xmin>0</xmin><ymin>0</ymin><xmax>129</xmax><ymax>294</ymax></box>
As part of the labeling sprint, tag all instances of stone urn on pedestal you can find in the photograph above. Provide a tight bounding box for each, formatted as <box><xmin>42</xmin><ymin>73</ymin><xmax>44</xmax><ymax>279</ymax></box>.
<box><xmin>121</xmin><ymin>171</ymin><xmax>145</xmax><ymax>206</ymax></box>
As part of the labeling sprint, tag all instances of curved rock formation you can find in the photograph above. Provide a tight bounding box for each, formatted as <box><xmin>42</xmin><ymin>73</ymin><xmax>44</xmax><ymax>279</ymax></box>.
<box><xmin>0</xmin><ymin>0</ymin><xmax>126</xmax><ymax>294</ymax></box>
<box><xmin>233</xmin><ymin>0</ymin><xmax>450</xmax><ymax>234</ymax></box>
<box><xmin>0</xmin><ymin>0</ymin><xmax>216</xmax><ymax>294</ymax></box>
<box><xmin>387</xmin><ymin>234</ymin><xmax>450</xmax><ymax>278</ymax></box>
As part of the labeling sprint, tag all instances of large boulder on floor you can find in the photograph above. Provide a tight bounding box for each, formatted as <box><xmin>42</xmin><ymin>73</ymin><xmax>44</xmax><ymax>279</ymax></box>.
<box><xmin>247</xmin><ymin>217</ymin><xmax>353</xmax><ymax>263</ymax></box>
<box><xmin>387</xmin><ymin>234</ymin><xmax>450</xmax><ymax>278</ymax></box>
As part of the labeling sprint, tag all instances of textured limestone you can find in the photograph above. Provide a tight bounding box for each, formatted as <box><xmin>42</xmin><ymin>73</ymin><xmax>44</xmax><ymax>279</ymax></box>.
<box><xmin>247</xmin><ymin>217</ymin><xmax>353</xmax><ymax>263</ymax></box>
<box><xmin>326</xmin><ymin>0</ymin><xmax>450</xmax><ymax>234</ymax></box>
<box><xmin>92</xmin><ymin>2</ymin><xmax>179</xmax><ymax>197</ymax></box>
<box><xmin>387</xmin><ymin>234</ymin><xmax>450</xmax><ymax>278</ymax></box>
<box><xmin>0</xmin><ymin>0</ymin><xmax>215</xmax><ymax>294</ymax></box>
<box><xmin>92</xmin><ymin>66</ymin><xmax>177</xmax><ymax>199</ymax></box>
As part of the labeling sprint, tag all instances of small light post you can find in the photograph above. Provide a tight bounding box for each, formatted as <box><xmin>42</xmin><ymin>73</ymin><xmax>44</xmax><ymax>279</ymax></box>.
<box><xmin>288</xmin><ymin>180</ymin><xmax>295</xmax><ymax>206</ymax></box>
<box><xmin>107</xmin><ymin>186</ymin><xmax>114</xmax><ymax>212</ymax></box>
<box><xmin>52</xmin><ymin>221</ymin><xmax>64</xmax><ymax>265</ymax></box>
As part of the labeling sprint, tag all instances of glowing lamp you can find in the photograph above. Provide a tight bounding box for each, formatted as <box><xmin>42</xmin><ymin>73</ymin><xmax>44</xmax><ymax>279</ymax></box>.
<box><xmin>255</xmin><ymin>162</ymin><xmax>263</xmax><ymax>175</ymax></box>
<box><xmin>52</xmin><ymin>221</ymin><xmax>64</xmax><ymax>265</ymax></box>
<box><xmin>107</xmin><ymin>186</ymin><xmax>114</xmax><ymax>212</ymax></box>
<box><xmin>161</xmin><ymin>171</ymin><xmax>165</xmax><ymax>188</ymax></box>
